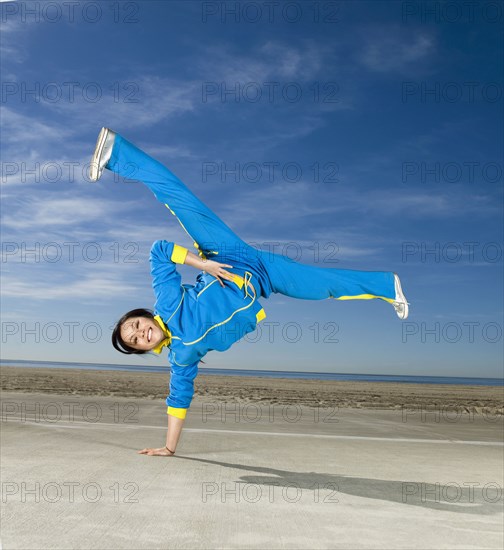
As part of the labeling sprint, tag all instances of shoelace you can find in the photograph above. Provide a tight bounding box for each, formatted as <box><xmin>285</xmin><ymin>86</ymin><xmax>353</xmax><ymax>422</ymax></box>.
<box><xmin>243</xmin><ymin>271</ymin><xmax>254</xmax><ymax>300</ymax></box>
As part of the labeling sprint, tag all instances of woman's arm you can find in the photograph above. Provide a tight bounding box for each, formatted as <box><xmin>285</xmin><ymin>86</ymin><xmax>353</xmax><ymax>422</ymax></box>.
<box><xmin>150</xmin><ymin>240</ymin><xmax>234</xmax><ymax>320</ymax></box>
<box><xmin>150</xmin><ymin>240</ymin><xmax>185</xmax><ymax>316</ymax></box>
<box><xmin>183</xmin><ymin>250</ymin><xmax>235</xmax><ymax>287</ymax></box>
<box><xmin>138</xmin><ymin>250</ymin><xmax>234</xmax><ymax>457</ymax></box>
<box><xmin>138</xmin><ymin>359</ymin><xmax>198</xmax><ymax>457</ymax></box>
<box><xmin>138</xmin><ymin>414</ymin><xmax>184</xmax><ymax>457</ymax></box>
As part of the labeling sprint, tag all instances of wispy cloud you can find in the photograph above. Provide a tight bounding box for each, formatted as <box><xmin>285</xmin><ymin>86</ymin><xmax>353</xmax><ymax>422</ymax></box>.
<box><xmin>358</xmin><ymin>28</ymin><xmax>436</xmax><ymax>74</ymax></box>
<box><xmin>1</xmin><ymin>272</ymin><xmax>139</xmax><ymax>301</ymax></box>
<box><xmin>1</xmin><ymin>195</ymin><xmax>136</xmax><ymax>230</ymax></box>
<box><xmin>258</xmin><ymin>41</ymin><xmax>323</xmax><ymax>80</ymax></box>
<box><xmin>1</xmin><ymin>106</ymin><xmax>74</xmax><ymax>147</ymax></box>
<box><xmin>219</xmin><ymin>179</ymin><xmax>498</xmax><ymax>237</ymax></box>
<box><xmin>197</xmin><ymin>40</ymin><xmax>326</xmax><ymax>83</ymax></box>
<box><xmin>37</xmin><ymin>75</ymin><xmax>199</xmax><ymax>130</ymax></box>
<box><xmin>0</xmin><ymin>16</ymin><xmax>30</xmax><ymax>64</ymax></box>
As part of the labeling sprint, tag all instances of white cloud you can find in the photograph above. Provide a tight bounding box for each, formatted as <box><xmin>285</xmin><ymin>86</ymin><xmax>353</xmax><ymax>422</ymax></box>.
<box><xmin>38</xmin><ymin>75</ymin><xmax>199</xmax><ymax>130</ymax></box>
<box><xmin>0</xmin><ymin>273</ymin><xmax>138</xmax><ymax>301</ymax></box>
<box><xmin>0</xmin><ymin>106</ymin><xmax>74</xmax><ymax>146</ymax></box>
<box><xmin>258</xmin><ymin>41</ymin><xmax>323</xmax><ymax>80</ymax></box>
<box><xmin>358</xmin><ymin>29</ymin><xmax>435</xmax><ymax>73</ymax></box>
<box><xmin>0</xmin><ymin>16</ymin><xmax>30</xmax><ymax>63</ymax></box>
<box><xmin>218</xmin><ymin>178</ymin><xmax>498</xmax><ymax>244</ymax></box>
<box><xmin>1</xmin><ymin>195</ymin><xmax>137</xmax><ymax>230</ymax></box>
<box><xmin>197</xmin><ymin>39</ymin><xmax>330</xmax><ymax>84</ymax></box>
<box><xmin>0</xmin><ymin>37</ymin><xmax>347</xmax><ymax>167</ymax></box>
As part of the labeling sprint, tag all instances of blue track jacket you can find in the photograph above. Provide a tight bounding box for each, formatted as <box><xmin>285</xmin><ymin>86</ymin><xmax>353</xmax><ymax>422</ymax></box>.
<box><xmin>150</xmin><ymin>240</ymin><xmax>266</xmax><ymax>419</ymax></box>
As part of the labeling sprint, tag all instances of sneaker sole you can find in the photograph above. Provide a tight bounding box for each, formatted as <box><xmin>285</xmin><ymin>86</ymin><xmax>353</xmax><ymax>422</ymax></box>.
<box><xmin>89</xmin><ymin>127</ymin><xmax>109</xmax><ymax>181</ymax></box>
<box><xmin>394</xmin><ymin>273</ymin><xmax>409</xmax><ymax>320</ymax></box>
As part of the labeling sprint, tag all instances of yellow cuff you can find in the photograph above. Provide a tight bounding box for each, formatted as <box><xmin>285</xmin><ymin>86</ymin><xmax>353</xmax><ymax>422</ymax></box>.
<box><xmin>167</xmin><ymin>406</ymin><xmax>187</xmax><ymax>419</ymax></box>
<box><xmin>171</xmin><ymin>244</ymin><xmax>188</xmax><ymax>264</ymax></box>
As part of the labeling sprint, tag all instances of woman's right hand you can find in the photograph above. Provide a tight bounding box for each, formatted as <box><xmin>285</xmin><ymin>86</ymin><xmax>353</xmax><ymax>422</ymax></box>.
<box><xmin>200</xmin><ymin>259</ymin><xmax>235</xmax><ymax>287</ymax></box>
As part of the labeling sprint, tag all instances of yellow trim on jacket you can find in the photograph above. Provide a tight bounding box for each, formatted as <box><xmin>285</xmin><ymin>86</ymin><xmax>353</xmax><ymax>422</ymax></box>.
<box><xmin>151</xmin><ymin>315</ymin><xmax>172</xmax><ymax>354</ymax></box>
<box><xmin>256</xmin><ymin>308</ymin><xmax>266</xmax><ymax>323</ymax></box>
<box><xmin>180</xmin><ymin>272</ymin><xmax>261</xmax><ymax>346</ymax></box>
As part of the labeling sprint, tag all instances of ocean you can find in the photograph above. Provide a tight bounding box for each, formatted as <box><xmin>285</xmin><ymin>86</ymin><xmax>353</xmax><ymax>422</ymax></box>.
<box><xmin>1</xmin><ymin>359</ymin><xmax>502</xmax><ymax>386</ymax></box>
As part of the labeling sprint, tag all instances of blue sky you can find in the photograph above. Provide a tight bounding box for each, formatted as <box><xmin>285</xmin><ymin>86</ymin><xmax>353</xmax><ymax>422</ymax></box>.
<box><xmin>1</xmin><ymin>0</ymin><xmax>502</xmax><ymax>378</ymax></box>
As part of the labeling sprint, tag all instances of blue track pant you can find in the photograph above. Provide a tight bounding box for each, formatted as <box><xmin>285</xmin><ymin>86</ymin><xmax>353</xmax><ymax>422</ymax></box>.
<box><xmin>107</xmin><ymin>134</ymin><xmax>396</xmax><ymax>305</ymax></box>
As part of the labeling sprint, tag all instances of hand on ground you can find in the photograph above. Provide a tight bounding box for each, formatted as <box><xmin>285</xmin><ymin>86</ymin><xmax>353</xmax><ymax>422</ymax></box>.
<box><xmin>138</xmin><ymin>447</ymin><xmax>175</xmax><ymax>457</ymax></box>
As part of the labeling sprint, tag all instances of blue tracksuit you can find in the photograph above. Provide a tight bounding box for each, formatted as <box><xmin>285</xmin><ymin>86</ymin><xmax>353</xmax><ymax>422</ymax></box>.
<box><xmin>106</xmin><ymin>134</ymin><xmax>396</xmax><ymax>419</ymax></box>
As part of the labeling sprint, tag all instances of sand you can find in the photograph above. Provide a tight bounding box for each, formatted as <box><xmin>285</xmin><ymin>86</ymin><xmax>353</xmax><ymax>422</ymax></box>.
<box><xmin>1</xmin><ymin>366</ymin><xmax>502</xmax><ymax>415</ymax></box>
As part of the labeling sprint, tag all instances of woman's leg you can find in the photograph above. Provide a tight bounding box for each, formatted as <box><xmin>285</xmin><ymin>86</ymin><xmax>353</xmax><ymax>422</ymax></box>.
<box><xmin>106</xmin><ymin>133</ymin><xmax>395</xmax><ymax>305</ymax></box>
<box><xmin>106</xmin><ymin>133</ymin><xmax>255</xmax><ymax>264</ymax></box>
<box><xmin>256</xmin><ymin>250</ymin><xmax>396</xmax><ymax>303</ymax></box>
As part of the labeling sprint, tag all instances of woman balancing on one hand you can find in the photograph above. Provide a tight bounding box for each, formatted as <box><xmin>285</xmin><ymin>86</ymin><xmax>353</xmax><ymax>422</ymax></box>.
<box><xmin>89</xmin><ymin>128</ymin><xmax>409</xmax><ymax>458</ymax></box>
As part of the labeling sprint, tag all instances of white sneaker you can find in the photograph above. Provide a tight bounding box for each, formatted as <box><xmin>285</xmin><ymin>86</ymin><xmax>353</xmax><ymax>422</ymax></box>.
<box><xmin>89</xmin><ymin>127</ymin><xmax>116</xmax><ymax>181</ymax></box>
<box><xmin>393</xmin><ymin>273</ymin><xmax>410</xmax><ymax>320</ymax></box>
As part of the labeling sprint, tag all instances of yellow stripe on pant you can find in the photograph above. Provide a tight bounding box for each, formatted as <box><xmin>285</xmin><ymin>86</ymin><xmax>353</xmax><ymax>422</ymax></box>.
<box><xmin>335</xmin><ymin>294</ymin><xmax>395</xmax><ymax>304</ymax></box>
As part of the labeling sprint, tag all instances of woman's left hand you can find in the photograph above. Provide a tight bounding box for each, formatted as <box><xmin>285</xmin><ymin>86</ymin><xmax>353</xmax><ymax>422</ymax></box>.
<box><xmin>201</xmin><ymin>260</ymin><xmax>235</xmax><ymax>287</ymax></box>
<box><xmin>138</xmin><ymin>447</ymin><xmax>175</xmax><ymax>457</ymax></box>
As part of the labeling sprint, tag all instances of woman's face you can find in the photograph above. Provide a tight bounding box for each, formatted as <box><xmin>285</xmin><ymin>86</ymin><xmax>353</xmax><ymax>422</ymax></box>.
<box><xmin>120</xmin><ymin>316</ymin><xmax>166</xmax><ymax>351</ymax></box>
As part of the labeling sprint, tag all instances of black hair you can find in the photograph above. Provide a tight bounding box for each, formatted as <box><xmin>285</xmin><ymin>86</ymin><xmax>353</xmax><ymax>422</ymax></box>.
<box><xmin>111</xmin><ymin>308</ymin><xmax>159</xmax><ymax>355</ymax></box>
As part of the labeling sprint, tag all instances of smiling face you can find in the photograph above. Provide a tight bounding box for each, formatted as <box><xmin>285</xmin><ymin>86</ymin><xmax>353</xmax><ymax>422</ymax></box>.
<box><xmin>120</xmin><ymin>316</ymin><xmax>166</xmax><ymax>351</ymax></box>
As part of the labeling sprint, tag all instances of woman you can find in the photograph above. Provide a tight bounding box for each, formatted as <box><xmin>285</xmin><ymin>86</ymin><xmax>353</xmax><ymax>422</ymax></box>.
<box><xmin>90</xmin><ymin>128</ymin><xmax>409</xmax><ymax>458</ymax></box>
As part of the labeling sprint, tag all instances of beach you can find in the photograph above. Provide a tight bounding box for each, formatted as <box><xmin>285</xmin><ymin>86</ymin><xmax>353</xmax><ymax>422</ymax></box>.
<box><xmin>2</xmin><ymin>367</ymin><xmax>503</xmax><ymax>549</ymax></box>
<box><xmin>1</xmin><ymin>366</ymin><xmax>502</xmax><ymax>415</ymax></box>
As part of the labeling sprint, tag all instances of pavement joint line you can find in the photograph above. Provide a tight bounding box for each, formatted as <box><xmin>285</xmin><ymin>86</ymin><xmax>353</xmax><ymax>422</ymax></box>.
<box><xmin>3</xmin><ymin>418</ymin><xmax>504</xmax><ymax>446</ymax></box>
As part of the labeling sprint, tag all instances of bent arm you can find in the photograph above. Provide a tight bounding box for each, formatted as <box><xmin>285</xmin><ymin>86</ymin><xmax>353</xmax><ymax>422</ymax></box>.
<box><xmin>184</xmin><ymin>249</ymin><xmax>208</xmax><ymax>270</ymax></box>
<box><xmin>184</xmin><ymin>249</ymin><xmax>235</xmax><ymax>287</ymax></box>
<box><xmin>152</xmin><ymin>240</ymin><xmax>235</xmax><ymax>291</ymax></box>
<box><xmin>150</xmin><ymin>240</ymin><xmax>187</xmax><ymax>316</ymax></box>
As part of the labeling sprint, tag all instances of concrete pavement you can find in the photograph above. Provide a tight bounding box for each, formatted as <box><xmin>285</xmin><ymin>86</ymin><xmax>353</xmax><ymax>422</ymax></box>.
<box><xmin>1</xmin><ymin>392</ymin><xmax>503</xmax><ymax>549</ymax></box>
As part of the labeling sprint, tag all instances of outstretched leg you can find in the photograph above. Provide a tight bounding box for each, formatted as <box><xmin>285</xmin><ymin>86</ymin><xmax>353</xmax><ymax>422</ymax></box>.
<box><xmin>257</xmin><ymin>250</ymin><xmax>396</xmax><ymax>303</ymax></box>
<box><xmin>106</xmin><ymin>133</ymin><xmax>253</xmax><ymax>263</ymax></box>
